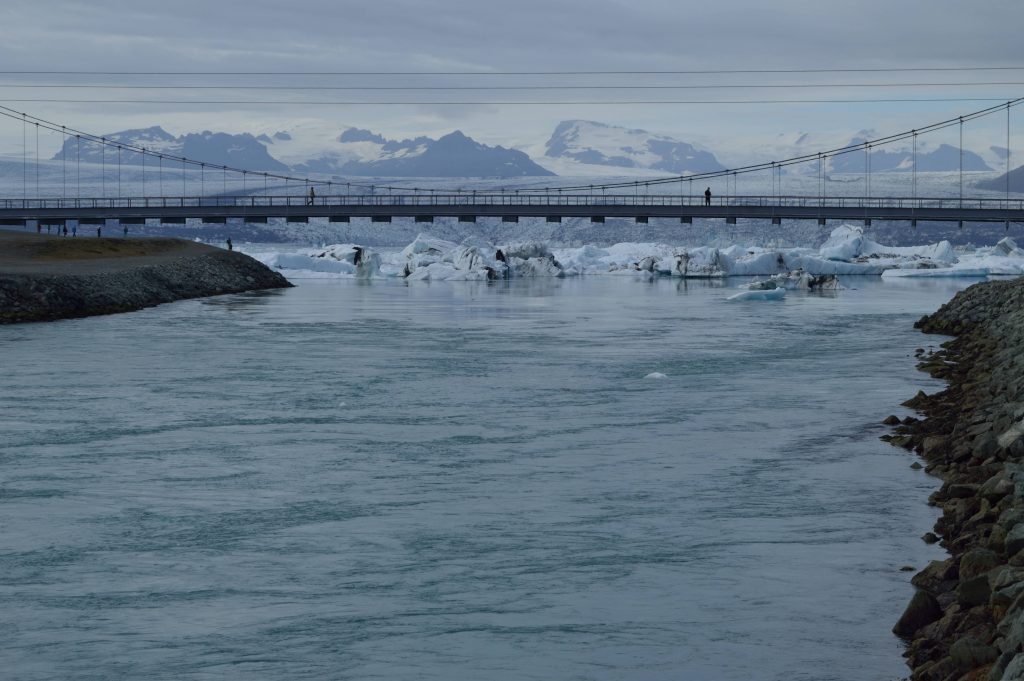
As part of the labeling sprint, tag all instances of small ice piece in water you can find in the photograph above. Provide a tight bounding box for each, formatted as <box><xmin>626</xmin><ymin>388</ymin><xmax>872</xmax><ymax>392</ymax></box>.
<box><xmin>741</xmin><ymin>269</ymin><xmax>842</xmax><ymax>291</ymax></box>
<box><xmin>644</xmin><ymin>372</ymin><xmax>668</xmax><ymax>380</ymax></box>
<box><xmin>727</xmin><ymin>287</ymin><xmax>786</xmax><ymax>301</ymax></box>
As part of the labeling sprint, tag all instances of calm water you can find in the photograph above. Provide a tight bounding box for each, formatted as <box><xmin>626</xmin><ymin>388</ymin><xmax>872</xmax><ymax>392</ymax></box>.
<box><xmin>0</xmin><ymin>275</ymin><xmax>973</xmax><ymax>680</ymax></box>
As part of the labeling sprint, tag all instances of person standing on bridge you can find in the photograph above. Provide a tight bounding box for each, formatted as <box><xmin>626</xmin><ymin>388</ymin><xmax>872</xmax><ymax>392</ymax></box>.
<box><xmin>308</xmin><ymin>186</ymin><xmax>316</xmax><ymax>206</ymax></box>
<box><xmin>704</xmin><ymin>187</ymin><xmax>712</xmax><ymax>206</ymax></box>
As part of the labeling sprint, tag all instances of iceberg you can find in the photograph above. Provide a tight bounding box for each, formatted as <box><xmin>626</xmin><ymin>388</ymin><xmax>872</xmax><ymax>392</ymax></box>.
<box><xmin>246</xmin><ymin>225</ymin><xmax>1024</xmax><ymax>283</ymax></box>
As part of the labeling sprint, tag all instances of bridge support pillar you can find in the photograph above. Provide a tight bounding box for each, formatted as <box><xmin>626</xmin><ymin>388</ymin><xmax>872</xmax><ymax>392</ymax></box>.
<box><xmin>771</xmin><ymin>217</ymin><xmax>781</xmax><ymax>226</ymax></box>
<box><xmin>958</xmin><ymin>220</ymin><xmax>963</xmax><ymax>230</ymax></box>
<box><xmin>591</xmin><ymin>216</ymin><xmax>605</xmax><ymax>223</ymax></box>
<box><xmin>863</xmin><ymin>218</ymin><xmax>872</xmax><ymax>227</ymax></box>
<box><xmin>911</xmin><ymin>219</ymin><xmax>917</xmax><ymax>228</ymax></box>
<box><xmin>726</xmin><ymin>217</ymin><xmax>737</xmax><ymax>225</ymax></box>
<box><xmin>679</xmin><ymin>216</ymin><xmax>692</xmax><ymax>224</ymax></box>
<box><xmin>818</xmin><ymin>218</ymin><xmax>826</xmax><ymax>226</ymax></box>
<box><xmin>635</xmin><ymin>216</ymin><xmax>649</xmax><ymax>224</ymax></box>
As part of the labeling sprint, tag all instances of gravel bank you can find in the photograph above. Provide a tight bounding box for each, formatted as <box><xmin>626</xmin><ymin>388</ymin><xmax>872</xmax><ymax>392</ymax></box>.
<box><xmin>0</xmin><ymin>232</ymin><xmax>291</xmax><ymax>323</ymax></box>
<box><xmin>888</xmin><ymin>277</ymin><xmax>1024</xmax><ymax>680</ymax></box>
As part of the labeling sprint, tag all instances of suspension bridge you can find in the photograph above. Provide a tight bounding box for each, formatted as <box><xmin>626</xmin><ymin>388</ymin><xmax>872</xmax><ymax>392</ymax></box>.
<box><xmin>0</xmin><ymin>97</ymin><xmax>1021</xmax><ymax>230</ymax></box>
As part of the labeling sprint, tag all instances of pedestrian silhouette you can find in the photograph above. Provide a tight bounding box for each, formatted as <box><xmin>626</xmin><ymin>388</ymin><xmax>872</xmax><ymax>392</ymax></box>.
<box><xmin>62</xmin><ymin>225</ymin><xmax>68</xmax><ymax>237</ymax></box>
<box><xmin>123</xmin><ymin>225</ymin><xmax>128</xmax><ymax>238</ymax></box>
<box><xmin>97</xmin><ymin>226</ymin><xmax>102</xmax><ymax>238</ymax></box>
<box><xmin>704</xmin><ymin>187</ymin><xmax>712</xmax><ymax>206</ymax></box>
<box><xmin>308</xmin><ymin>186</ymin><xmax>315</xmax><ymax>206</ymax></box>
<box><xmin>226</xmin><ymin>237</ymin><xmax>233</xmax><ymax>251</ymax></box>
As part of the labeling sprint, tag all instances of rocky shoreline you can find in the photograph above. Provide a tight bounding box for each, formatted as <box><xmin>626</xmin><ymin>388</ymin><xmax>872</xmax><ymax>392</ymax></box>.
<box><xmin>887</xmin><ymin>277</ymin><xmax>1024</xmax><ymax>680</ymax></box>
<box><xmin>0</xmin><ymin>233</ymin><xmax>291</xmax><ymax>323</ymax></box>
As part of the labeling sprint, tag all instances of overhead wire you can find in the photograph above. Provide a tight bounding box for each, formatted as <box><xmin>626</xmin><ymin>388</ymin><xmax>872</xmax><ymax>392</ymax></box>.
<box><xmin>0</xmin><ymin>66</ymin><xmax>1022</xmax><ymax>75</ymax></box>
<box><xmin>0</xmin><ymin>81</ymin><xmax>1021</xmax><ymax>90</ymax></box>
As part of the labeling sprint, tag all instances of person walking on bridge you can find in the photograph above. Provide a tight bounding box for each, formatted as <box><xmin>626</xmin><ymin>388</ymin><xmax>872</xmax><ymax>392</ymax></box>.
<box><xmin>308</xmin><ymin>186</ymin><xmax>316</xmax><ymax>206</ymax></box>
<box><xmin>704</xmin><ymin>187</ymin><xmax>712</xmax><ymax>206</ymax></box>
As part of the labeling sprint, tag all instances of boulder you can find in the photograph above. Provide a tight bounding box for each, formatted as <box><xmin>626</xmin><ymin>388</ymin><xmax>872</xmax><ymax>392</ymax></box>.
<box><xmin>961</xmin><ymin>548</ymin><xmax>1001</xmax><ymax>581</ymax></box>
<box><xmin>1006</xmin><ymin>524</ymin><xmax>1024</xmax><ymax>558</ymax></box>
<box><xmin>999</xmin><ymin>652</ymin><xmax>1024</xmax><ymax>681</ymax></box>
<box><xmin>949</xmin><ymin>636</ymin><xmax>999</xmax><ymax>670</ymax></box>
<box><xmin>894</xmin><ymin>590</ymin><xmax>943</xmax><ymax>638</ymax></box>
<box><xmin>959</xmin><ymin>574</ymin><xmax>992</xmax><ymax>608</ymax></box>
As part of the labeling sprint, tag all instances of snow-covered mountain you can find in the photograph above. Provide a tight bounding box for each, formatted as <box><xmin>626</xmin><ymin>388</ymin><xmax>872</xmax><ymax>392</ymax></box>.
<box><xmin>828</xmin><ymin>137</ymin><xmax>990</xmax><ymax>173</ymax></box>
<box><xmin>977</xmin><ymin>164</ymin><xmax>1024</xmax><ymax>192</ymax></box>
<box><xmin>290</xmin><ymin>128</ymin><xmax>554</xmax><ymax>177</ymax></box>
<box><xmin>52</xmin><ymin>127</ymin><xmax>288</xmax><ymax>172</ymax></box>
<box><xmin>542</xmin><ymin>120</ymin><xmax>726</xmax><ymax>174</ymax></box>
<box><xmin>54</xmin><ymin>124</ymin><xmax>554</xmax><ymax>178</ymax></box>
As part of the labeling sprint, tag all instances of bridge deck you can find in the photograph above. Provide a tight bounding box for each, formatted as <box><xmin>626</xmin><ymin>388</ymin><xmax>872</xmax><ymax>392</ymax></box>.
<box><xmin>0</xmin><ymin>195</ymin><xmax>1021</xmax><ymax>223</ymax></box>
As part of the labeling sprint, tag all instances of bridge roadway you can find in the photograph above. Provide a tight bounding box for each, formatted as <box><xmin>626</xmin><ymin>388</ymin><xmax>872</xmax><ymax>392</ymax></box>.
<box><xmin>1</xmin><ymin>194</ymin><xmax>1022</xmax><ymax>225</ymax></box>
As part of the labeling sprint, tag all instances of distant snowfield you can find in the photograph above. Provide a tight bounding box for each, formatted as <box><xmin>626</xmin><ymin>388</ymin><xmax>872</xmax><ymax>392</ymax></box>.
<box><xmin>242</xmin><ymin>225</ymin><xmax>1024</xmax><ymax>284</ymax></box>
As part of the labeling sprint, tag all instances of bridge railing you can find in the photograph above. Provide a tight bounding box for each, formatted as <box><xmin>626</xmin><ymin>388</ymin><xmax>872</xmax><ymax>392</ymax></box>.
<box><xmin>1</xmin><ymin>194</ymin><xmax>1022</xmax><ymax>211</ymax></box>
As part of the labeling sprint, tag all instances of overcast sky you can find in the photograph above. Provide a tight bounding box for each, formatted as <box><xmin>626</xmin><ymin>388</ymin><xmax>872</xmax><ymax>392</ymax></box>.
<box><xmin>0</xmin><ymin>0</ymin><xmax>1021</xmax><ymax>164</ymax></box>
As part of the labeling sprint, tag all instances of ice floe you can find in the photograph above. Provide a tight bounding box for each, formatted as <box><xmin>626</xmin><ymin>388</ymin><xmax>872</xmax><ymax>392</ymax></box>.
<box><xmin>247</xmin><ymin>227</ymin><xmax>1024</xmax><ymax>282</ymax></box>
<box><xmin>727</xmin><ymin>287</ymin><xmax>787</xmax><ymax>302</ymax></box>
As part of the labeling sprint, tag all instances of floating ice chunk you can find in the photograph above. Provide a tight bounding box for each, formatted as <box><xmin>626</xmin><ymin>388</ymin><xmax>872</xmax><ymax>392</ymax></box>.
<box><xmin>995</xmin><ymin>236</ymin><xmax>1021</xmax><ymax>256</ymax></box>
<box><xmin>727</xmin><ymin>287</ymin><xmax>786</xmax><ymax>301</ymax></box>
<box><xmin>263</xmin><ymin>243</ymin><xmax>381</xmax><ymax>278</ymax></box>
<box><xmin>819</xmin><ymin>225</ymin><xmax>865</xmax><ymax>261</ymax></box>
<box><xmin>401</xmin><ymin>234</ymin><xmax>459</xmax><ymax>259</ymax></box>
<box><xmin>644</xmin><ymin>372</ymin><xmax>668</xmax><ymax>380</ymax></box>
<box><xmin>742</xmin><ymin>269</ymin><xmax>843</xmax><ymax>291</ymax></box>
<box><xmin>503</xmin><ymin>241</ymin><xmax>554</xmax><ymax>260</ymax></box>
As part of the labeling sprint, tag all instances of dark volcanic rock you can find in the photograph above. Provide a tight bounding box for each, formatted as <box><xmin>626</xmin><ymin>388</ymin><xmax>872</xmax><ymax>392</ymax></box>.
<box><xmin>895</xmin><ymin>590</ymin><xmax>943</xmax><ymax>638</ymax></box>
<box><xmin>0</xmin><ymin>242</ymin><xmax>291</xmax><ymax>323</ymax></box>
<box><xmin>888</xmin><ymin>276</ymin><xmax>1024</xmax><ymax>680</ymax></box>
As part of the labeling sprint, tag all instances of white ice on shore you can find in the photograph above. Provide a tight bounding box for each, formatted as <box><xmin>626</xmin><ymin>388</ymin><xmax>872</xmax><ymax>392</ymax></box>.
<box><xmin>246</xmin><ymin>228</ymin><xmax>1024</xmax><ymax>281</ymax></box>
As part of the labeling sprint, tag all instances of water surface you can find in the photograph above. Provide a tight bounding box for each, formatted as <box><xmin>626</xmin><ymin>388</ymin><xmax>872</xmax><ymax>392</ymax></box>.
<box><xmin>0</xmin><ymin>276</ymin><xmax>972</xmax><ymax>680</ymax></box>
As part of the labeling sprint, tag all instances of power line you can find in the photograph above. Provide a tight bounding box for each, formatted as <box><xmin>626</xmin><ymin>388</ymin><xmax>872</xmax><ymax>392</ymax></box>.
<box><xmin>0</xmin><ymin>97</ymin><xmax>1015</xmax><ymax>106</ymax></box>
<box><xmin>0</xmin><ymin>66</ymin><xmax>1022</xmax><ymax>75</ymax></box>
<box><xmin>0</xmin><ymin>82</ymin><xmax>1021</xmax><ymax>91</ymax></box>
